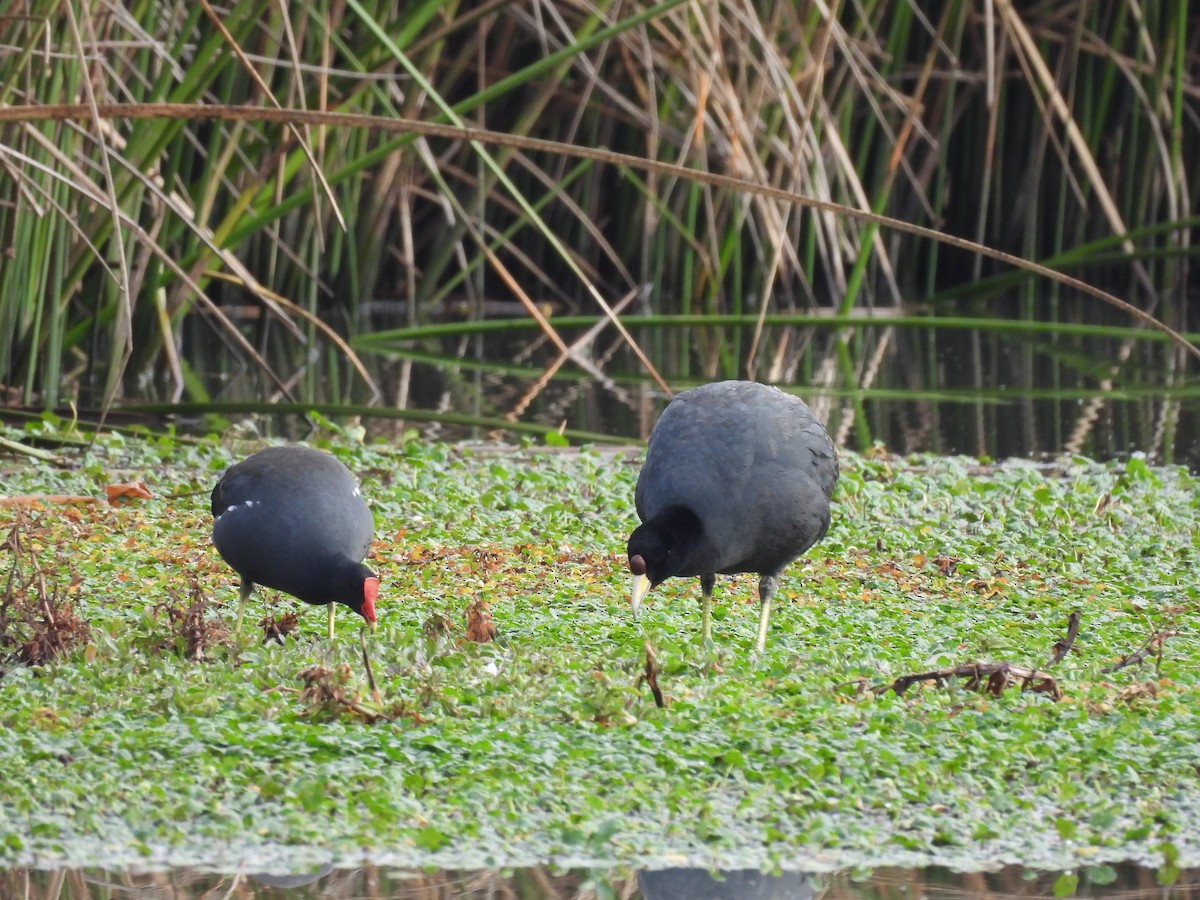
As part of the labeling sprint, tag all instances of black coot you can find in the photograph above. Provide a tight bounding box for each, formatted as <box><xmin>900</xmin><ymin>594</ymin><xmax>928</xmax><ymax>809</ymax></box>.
<box><xmin>627</xmin><ymin>381</ymin><xmax>837</xmax><ymax>651</ymax></box>
<box><xmin>637</xmin><ymin>867</ymin><xmax>817</xmax><ymax>899</ymax></box>
<box><xmin>211</xmin><ymin>445</ymin><xmax>378</xmax><ymax>638</ymax></box>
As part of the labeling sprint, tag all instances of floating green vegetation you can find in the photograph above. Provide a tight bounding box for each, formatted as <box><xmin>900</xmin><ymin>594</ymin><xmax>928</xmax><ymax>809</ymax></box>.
<box><xmin>0</xmin><ymin>431</ymin><xmax>1197</xmax><ymax>874</ymax></box>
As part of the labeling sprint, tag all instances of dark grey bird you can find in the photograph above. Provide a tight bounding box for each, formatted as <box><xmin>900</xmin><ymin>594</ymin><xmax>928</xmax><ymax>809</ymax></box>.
<box><xmin>626</xmin><ymin>381</ymin><xmax>838</xmax><ymax>652</ymax></box>
<box><xmin>211</xmin><ymin>445</ymin><xmax>378</xmax><ymax>638</ymax></box>
<box><xmin>638</xmin><ymin>867</ymin><xmax>818</xmax><ymax>900</ymax></box>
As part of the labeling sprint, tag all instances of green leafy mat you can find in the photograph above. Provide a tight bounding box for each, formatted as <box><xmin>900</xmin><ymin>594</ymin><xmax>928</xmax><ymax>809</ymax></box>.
<box><xmin>0</xmin><ymin>435</ymin><xmax>1196</xmax><ymax>873</ymax></box>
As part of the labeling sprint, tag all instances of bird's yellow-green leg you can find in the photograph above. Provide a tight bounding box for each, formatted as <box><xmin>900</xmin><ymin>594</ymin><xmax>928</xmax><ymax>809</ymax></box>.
<box><xmin>235</xmin><ymin>581</ymin><xmax>254</xmax><ymax>635</ymax></box>
<box><xmin>327</xmin><ymin>603</ymin><xmax>337</xmax><ymax>640</ymax></box>
<box><xmin>754</xmin><ymin>574</ymin><xmax>778</xmax><ymax>654</ymax></box>
<box><xmin>699</xmin><ymin>573</ymin><xmax>715</xmax><ymax>647</ymax></box>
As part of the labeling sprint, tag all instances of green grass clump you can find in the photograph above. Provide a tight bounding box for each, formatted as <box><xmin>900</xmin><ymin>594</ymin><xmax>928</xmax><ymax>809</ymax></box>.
<box><xmin>0</xmin><ymin>435</ymin><xmax>1197</xmax><ymax>873</ymax></box>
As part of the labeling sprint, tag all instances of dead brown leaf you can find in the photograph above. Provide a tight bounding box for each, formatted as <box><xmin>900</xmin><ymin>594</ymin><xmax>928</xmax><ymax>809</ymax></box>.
<box><xmin>1115</xmin><ymin>682</ymin><xmax>1158</xmax><ymax>704</ymax></box>
<box><xmin>933</xmin><ymin>554</ymin><xmax>959</xmax><ymax>576</ymax></box>
<box><xmin>465</xmin><ymin>599</ymin><xmax>497</xmax><ymax>643</ymax></box>
<box><xmin>105</xmin><ymin>481</ymin><xmax>153</xmax><ymax>504</ymax></box>
<box><xmin>261</xmin><ymin>612</ymin><xmax>299</xmax><ymax>645</ymax></box>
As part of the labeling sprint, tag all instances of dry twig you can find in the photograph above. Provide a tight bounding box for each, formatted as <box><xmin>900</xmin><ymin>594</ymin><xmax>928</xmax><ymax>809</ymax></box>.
<box><xmin>1101</xmin><ymin>627</ymin><xmax>1181</xmax><ymax>675</ymax></box>
<box><xmin>872</xmin><ymin>662</ymin><xmax>1062</xmax><ymax>701</ymax></box>
<box><xmin>640</xmin><ymin>641</ymin><xmax>665</xmax><ymax>708</ymax></box>
<box><xmin>298</xmin><ymin>664</ymin><xmax>385</xmax><ymax>722</ymax></box>
<box><xmin>158</xmin><ymin>581</ymin><xmax>228</xmax><ymax>660</ymax></box>
<box><xmin>0</xmin><ymin>514</ymin><xmax>90</xmax><ymax>667</ymax></box>
<box><xmin>360</xmin><ymin>627</ymin><xmax>383</xmax><ymax>706</ymax></box>
<box><xmin>1047</xmin><ymin>610</ymin><xmax>1082</xmax><ymax>667</ymax></box>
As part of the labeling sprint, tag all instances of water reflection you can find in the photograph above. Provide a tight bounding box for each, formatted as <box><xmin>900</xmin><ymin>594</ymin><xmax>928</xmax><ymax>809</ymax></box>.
<box><xmin>637</xmin><ymin>866</ymin><xmax>817</xmax><ymax>898</ymax></box>
<box><xmin>159</xmin><ymin>303</ymin><xmax>1200</xmax><ymax>467</ymax></box>
<box><xmin>2</xmin><ymin>861</ymin><xmax>1195</xmax><ymax>899</ymax></box>
<box><xmin>248</xmin><ymin>864</ymin><xmax>335</xmax><ymax>889</ymax></box>
<box><xmin>352</xmin><ymin>315</ymin><xmax>1200</xmax><ymax>468</ymax></box>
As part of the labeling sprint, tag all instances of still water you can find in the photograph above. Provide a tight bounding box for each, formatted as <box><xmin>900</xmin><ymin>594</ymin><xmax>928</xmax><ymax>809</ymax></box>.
<box><xmin>186</xmin><ymin>310</ymin><xmax>1200</xmax><ymax>468</ymax></box>
<box><xmin>3</xmin><ymin>861</ymin><xmax>1196</xmax><ymax>898</ymax></box>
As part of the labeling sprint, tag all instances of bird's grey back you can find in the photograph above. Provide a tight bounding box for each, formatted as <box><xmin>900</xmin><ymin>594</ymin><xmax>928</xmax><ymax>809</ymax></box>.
<box><xmin>635</xmin><ymin>381</ymin><xmax>837</xmax><ymax>575</ymax></box>
<box><xmin>212</xmin><ymin>447</ymin><xmax>373</xmax><ymax>567</ymax></box>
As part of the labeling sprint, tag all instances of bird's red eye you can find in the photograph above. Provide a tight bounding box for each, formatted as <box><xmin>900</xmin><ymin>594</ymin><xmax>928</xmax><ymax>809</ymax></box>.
<box><xmin>629</xmin><ymin>554</ymin><xmax>646</xmax><ymax>576</ymax></box>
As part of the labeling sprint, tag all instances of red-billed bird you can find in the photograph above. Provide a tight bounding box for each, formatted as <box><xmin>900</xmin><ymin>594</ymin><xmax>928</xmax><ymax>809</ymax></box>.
<box><xmin>212</xmin><ymin>445</ymin><xmax>378</xmax><ymax>638</ymax></box>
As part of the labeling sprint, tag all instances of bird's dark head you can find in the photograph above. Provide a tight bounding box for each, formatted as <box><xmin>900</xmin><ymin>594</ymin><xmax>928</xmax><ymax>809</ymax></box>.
<box><xmin>627</xmin><ymin>522</ymin><xmax>670</xmax><ymax>585</ymax></box>
<box><xmin>626</xmin><ymin>506</ymin><xmax>702</xmax><ymax>615</ymax></box>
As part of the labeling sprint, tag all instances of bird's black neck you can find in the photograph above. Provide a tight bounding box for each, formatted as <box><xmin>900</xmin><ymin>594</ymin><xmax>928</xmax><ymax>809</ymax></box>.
<box><xmin>645</xmin><ymin>505</ymin><xmax>705</xmax><ymax>577</ymax></box>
